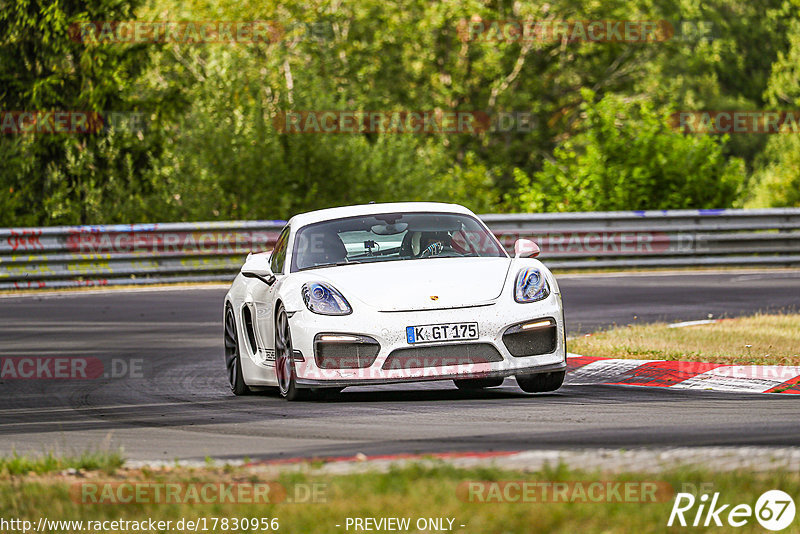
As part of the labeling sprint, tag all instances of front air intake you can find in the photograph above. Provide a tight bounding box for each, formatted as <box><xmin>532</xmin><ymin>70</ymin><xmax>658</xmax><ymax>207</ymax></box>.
<box><xmin>314</xmin><ymin>334</ymin><xmax>380</xmax><ymax>369</ymax></box>
<box><xmin>382</xmin><ymin>343</ymin><xmax>503</xmax><ymax>370</ymax></box>
<box><xmin>502</xmin><ymin>318</ymin><xmax>557</xmax><ymax>357</ymax></box>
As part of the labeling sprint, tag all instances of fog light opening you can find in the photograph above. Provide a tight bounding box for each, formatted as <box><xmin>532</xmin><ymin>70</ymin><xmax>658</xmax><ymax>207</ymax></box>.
<box><xmin>319</xmin><ymin>335</ymin><xmax>362</xmax><ymax>343</ymax></box>
<box><xmin>520</xmin><ymin>320</ymin><xmax>554</xmax><ymax>330</ymax></box>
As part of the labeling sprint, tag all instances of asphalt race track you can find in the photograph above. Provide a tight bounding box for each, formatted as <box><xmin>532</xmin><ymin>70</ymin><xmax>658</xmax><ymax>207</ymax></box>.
<box><xmin>1</xmin><ymin>270</ymin><xmax>799</xmax><ymax>462</ymax></box>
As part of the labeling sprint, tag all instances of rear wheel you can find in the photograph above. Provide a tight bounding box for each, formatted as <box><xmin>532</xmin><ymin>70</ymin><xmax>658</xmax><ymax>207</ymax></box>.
<box><xmin>516</xmin><ymin>371</ymin><xmax>565</xmax><ymax>393</ymax></box>
<box><xmin>453</xmin><ymin>377</ymin><xmax>504</xmax><ymax>390</ymax></box>
<box><xmin>224</xmin><ymin>306</ymin><xmax>251</xmax><ymax>396</ymax></box>
<box><xmin>275</xmin><ymin>304</ymin><xmax>308</xmax><ymax>401</ymax></box>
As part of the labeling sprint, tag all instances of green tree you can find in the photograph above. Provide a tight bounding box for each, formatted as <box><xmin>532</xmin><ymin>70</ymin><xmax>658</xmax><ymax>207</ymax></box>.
<box><xmin>508</xmin><ymin>89</ymin><xmax>745</xmax><ymax>212</ymax></box>
<box><xmin>747</xmin><ymin>17</ymin><xmax>800</xmax><ymax>208</ymax></box>
<box><xmin>3</xmin><ymin>0</ymin><xmax>798</xmax><ymax>225</ymax></box>
<box><xmin>0</xmin><ymin>0</ymin><xmax>176</xmax><ymax>225</ymax></box>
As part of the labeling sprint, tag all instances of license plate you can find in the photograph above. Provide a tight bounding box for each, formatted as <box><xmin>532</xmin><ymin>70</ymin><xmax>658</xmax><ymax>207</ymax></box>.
<box><xmin>406</xmin><ymin>322</ymin><xmax>479</xmax><ymax>344</ymax></box>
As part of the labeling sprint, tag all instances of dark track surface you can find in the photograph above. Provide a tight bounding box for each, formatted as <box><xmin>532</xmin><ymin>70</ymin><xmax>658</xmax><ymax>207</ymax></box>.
<box><xmin>1</xmin><ymin>270</ymin><xmax>798</xmax><ymax>461</ymax></box>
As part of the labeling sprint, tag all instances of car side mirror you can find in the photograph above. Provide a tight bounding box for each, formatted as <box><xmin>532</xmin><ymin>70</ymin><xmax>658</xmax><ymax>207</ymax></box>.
<box><xmin>241</xmin><ymin>253</ymin><xmax>276</xmax><ymax>285</ymax></box>
<box><xmin>514</xmin><ymin>238</ymin><xmax>540</xmax><ymax>258</ymax></box>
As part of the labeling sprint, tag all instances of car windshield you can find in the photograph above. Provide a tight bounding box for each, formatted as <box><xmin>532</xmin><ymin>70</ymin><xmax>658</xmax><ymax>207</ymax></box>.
<box><xmin>291</xmin><ymin>212</ymin><xmax>507</xmax><ymax>272</ymax></box>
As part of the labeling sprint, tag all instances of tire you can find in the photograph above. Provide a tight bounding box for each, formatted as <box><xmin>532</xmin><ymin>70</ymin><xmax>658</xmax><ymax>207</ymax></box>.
<box><xmin>275</xmin><ymin>304</ymin><xmax>309</xmax><ymax>401</ymax></box>
<box><xmin>453</xmin><ymin>377</ymin><xmax>504</xmax><ymax>390</ymax></box>
<box><xmin>224</xmin><ymin>305</ymin><xmax>251</xmax><ymax>396</ymax></box>
<box><xmin>516</xmin><ymin>371</ymin><xmax>565</xmax><ymax>393</ymax></box>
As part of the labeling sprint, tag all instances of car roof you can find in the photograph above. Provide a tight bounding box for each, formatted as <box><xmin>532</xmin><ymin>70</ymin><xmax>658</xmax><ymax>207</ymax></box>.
<box><xmin>287</xmin><ymin>202</ymin><xmax>476</xmax><ymax>229</ymax></box>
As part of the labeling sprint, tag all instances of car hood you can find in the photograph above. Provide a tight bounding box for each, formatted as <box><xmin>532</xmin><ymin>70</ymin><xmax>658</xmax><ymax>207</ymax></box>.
<box><xmin>312</xmin><ymin>257</ymin><xmax>513</xmax><ymax>312</ymax></box>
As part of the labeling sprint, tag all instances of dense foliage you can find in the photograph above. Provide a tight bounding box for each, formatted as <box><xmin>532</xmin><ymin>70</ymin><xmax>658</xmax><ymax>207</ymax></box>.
<box><xmin>1</xmin><ymin>0</ymin><xmax>798</xmax><ymax>226</ymax></box>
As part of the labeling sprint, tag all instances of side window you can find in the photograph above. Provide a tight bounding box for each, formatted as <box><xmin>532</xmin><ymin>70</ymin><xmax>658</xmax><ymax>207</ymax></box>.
<box><xmin>270</xmin><ymin>226</ymin><xmax>290</xmax><ymax>274</ymax></box>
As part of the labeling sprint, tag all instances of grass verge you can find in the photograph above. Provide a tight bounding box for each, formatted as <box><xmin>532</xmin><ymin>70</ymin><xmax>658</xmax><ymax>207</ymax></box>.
<box><xmin>569</xmin><ymin>313</ymin><xmax>800</xmax><ymax>365</ymax></box>
<box><xmin>0</xmin><ymin>451</ymin><xmax>124</xmax><ymax>476</ymax></box>
<box><xmin>1</xmin><ymin>462</ymin><xmax>798</xmax><ymax>533</ymax></box>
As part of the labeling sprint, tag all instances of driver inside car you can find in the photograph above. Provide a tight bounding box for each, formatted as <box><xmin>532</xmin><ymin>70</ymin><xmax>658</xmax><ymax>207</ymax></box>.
<box><xmin>297</xmin><ymin>231</ymin><xmax>348</xmax><ymax>269</ymax></box>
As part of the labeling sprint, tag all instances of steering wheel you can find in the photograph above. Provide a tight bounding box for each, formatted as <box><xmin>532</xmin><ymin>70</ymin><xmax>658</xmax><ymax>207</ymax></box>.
<box><xmin>420</xmin><ymin>241</ymin><xmax>444</xmax><ymax>257</ymax></box>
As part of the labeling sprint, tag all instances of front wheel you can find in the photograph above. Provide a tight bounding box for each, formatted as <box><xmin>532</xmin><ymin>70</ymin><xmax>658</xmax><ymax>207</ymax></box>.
<box><xmin>516</xmin><ymin>370</ymin><xmax>565</xmax><ymax>393</ymax></box>
<box><xmin>274</xmin><ymin>304</ymin><xmax>308</xmax><ymax>401</ymax></box>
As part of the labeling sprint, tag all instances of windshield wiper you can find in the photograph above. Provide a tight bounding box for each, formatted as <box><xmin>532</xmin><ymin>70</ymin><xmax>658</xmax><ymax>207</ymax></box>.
<box><xmin>299</xmin><ymin>260</ymin><xmax>362</xmax><ymax>271</ymax></box>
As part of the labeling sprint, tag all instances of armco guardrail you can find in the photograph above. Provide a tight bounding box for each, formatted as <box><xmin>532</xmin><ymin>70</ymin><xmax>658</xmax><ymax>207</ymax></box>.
<box><xmin>483</xmin><ymin>208</ymin><xmax>800</xmax><ymax>270</ymax></box>
<box><xmin>0</xmin><ymin>221</ymin><xmax>284</xmax><ymax>290</ymax></box>
<box><xmin>1</xmin><ymin>208</ymin><xmax>799</xmax><ymax>290</ymax></box>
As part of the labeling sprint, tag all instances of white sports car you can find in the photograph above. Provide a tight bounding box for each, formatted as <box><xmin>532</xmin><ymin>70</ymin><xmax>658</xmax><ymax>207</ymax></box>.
<box><xmin>223</xmin><ymin>202</ymin><xmax>566</xmax><ymax>400</ymax></box>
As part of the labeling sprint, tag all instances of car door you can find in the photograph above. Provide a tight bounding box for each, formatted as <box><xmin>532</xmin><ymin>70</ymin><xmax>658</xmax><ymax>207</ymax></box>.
<box><xmin>250</xmin><ymin>225</ymin><xmax>290</xmax><ymax>366</ymax></box>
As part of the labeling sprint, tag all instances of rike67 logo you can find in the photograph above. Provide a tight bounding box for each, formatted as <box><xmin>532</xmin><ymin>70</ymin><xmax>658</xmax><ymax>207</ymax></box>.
<box><xmin>668</xmin><ymin>490</ymin><xmax>796</xmax><ymax>530</ymax></box>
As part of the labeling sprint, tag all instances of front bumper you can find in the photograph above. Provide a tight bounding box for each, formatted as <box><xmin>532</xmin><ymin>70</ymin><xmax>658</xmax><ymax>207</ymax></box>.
<box><xmin>286</xmin><ymin>293</ymin><xmax>567</xmax><ymax>387</ymax></box>
<box><xmin>295</xmin><ymin>361</ymin><xmax>567</xmax><ymax>387</ymax></box>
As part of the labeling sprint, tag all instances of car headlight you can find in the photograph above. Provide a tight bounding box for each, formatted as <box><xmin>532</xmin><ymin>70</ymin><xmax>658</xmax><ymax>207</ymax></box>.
<box><xmin>302</xmin><ymin>282</ymin><xmax>352</xmax><ymax>315</ymax></box>
<box><xmin>514</xmin><ymin>268</ymin><xmax>550</xmax><ymax>303</ymax></box>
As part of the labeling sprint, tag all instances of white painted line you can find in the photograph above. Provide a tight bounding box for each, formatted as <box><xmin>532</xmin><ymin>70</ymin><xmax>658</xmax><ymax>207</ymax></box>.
<box><xmin>667</xmin><ymin>319</ymin><xmax>720</xmax><ymax>328</ymax></box>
